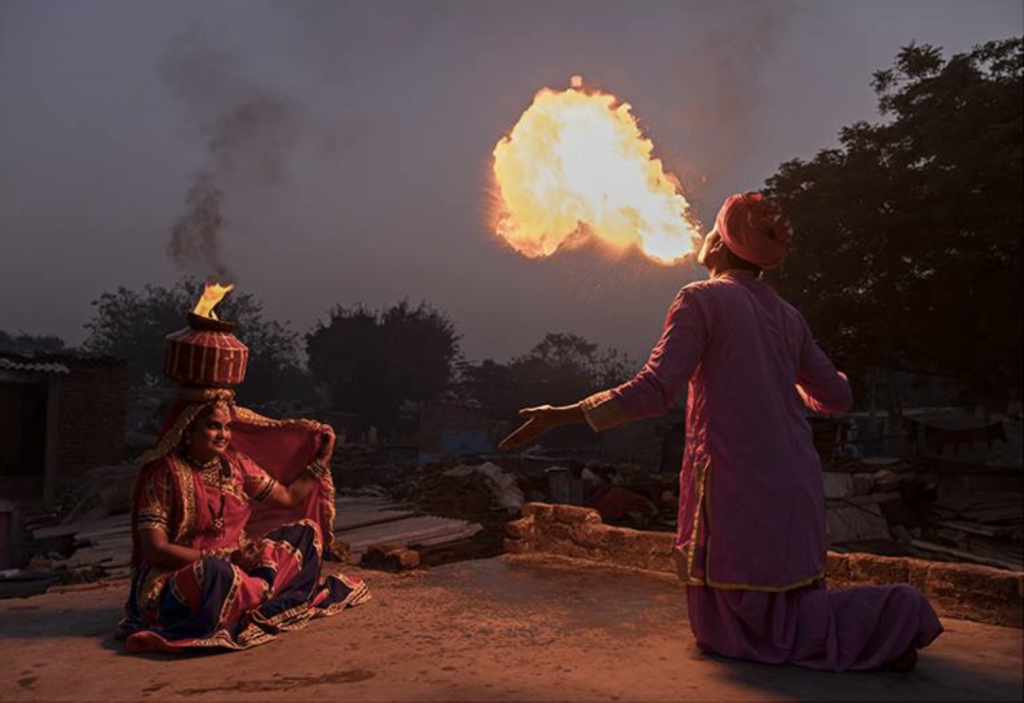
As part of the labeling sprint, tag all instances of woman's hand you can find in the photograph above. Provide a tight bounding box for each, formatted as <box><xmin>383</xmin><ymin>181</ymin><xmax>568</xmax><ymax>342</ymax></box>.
<box><xmin>317</xmin><ymin>425</ymin><xmax>336</xmax><ymax>464</ymax></box>
<box><xmin>498</xmin><ymin>404</ymin><xmax>583</xmax><ymax>452</ymax></box>
<box><xmin>230</xmin><ymin>541</ymin><xmax>262</xmax><ymax>572</ymax></box>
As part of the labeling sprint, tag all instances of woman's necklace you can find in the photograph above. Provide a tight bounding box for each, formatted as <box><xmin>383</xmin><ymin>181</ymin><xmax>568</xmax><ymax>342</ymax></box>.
<box><xmin>184</xmin><ymin>452</ymin><xmax>229</xmax><ymax>536</ymax></box>
<box><xmin>185</xmin><ymin>452</ymin><xmax>224</xmax><ymax>482</ymax></box>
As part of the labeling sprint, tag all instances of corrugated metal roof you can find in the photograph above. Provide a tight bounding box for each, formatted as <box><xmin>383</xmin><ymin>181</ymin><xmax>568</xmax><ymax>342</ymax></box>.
<box><xmin>0</xmin><ymin>357</ymin><xmax>71</xmax><ymax>374</ymax></box>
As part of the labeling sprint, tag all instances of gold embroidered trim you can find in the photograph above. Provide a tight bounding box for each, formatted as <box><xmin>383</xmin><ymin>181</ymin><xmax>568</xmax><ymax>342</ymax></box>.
<box><xmin>137</xmin><ymin>518</ymin><xmax>169</xmax><ymax>532</ymax></box>
<box><xmin>215</xmin><ymin>567</ymin><xmax>244</xmax><ymax>630</ymax></box>
<box><xmin>168</xmin><ymin>455</ymin><xmax>198</xmax><ymax>546</ymax></box>
<box><xmin>579</xmin><ymin>390</ymin><xmax>629</xmax><ymax>432</ymax></box>
<box><xmin>137</xmin><ymin>565</ymin><xmax>173</xmax><ymax>621</ymax></box>
<box><xmin>680</xmin><ymin>456</ymin><xmax>826</xmax><ymax>592</ymax></box>
<box><xmin>680</xmin><ymin>456</ymin><xmax>711</xmax><ymax>586</ymax></box>
<box><xmin>313</xmin><ymin>577</ymin><xmax>372</xmax><ymax>617</ymax></box>
<box><xmin>232</xmin><ymin>406</ymin><xmax>322</xmax><ymax>431</ymax></box>
<box><xmin>168</xmin><ymin>575</ymin><xmax>188</xmax><ymax>607</ymax></box>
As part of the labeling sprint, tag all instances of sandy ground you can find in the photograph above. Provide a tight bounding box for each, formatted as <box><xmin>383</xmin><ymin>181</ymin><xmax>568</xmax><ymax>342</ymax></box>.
<box><xmin>1</xmin><ymin>554</ymin><xmax>1022</xmax><ymax>702</ymax></box>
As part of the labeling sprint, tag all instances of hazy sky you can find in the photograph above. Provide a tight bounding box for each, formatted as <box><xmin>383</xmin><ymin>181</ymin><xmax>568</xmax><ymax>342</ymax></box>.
<box><xmin>1</xmin><ymin>0</ymin><xmax>1021</xmax><ymax>363</ymax></box>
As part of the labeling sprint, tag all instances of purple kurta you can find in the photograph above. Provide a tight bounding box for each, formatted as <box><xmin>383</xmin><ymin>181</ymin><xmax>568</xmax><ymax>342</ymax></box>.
<box><xmin>581</xmin><ymin>272</ymin><xmax>942</xmax><ymax>670</ymax></box>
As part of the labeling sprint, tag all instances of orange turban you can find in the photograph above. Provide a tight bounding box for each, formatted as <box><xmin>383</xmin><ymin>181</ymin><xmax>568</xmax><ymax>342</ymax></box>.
<box><xmin>714</xmin><ymin>192</ymin><xmax>793</xmax><ymax>270</ymax></box>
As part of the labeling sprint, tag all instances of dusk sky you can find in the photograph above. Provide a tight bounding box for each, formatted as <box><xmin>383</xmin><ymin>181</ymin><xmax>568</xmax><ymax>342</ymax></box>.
<box><xmin>1</xmin><ymin>0</ymin><xmax>1021</xmax><ymax>363</ymax></box>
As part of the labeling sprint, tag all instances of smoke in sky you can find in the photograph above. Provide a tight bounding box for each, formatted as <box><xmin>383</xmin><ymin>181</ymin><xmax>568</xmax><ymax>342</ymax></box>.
<box><xmin>670</xmin><ymin>0</ymin><xmax>807</xmax><ymax>207</ymax></box>
<box><xmin>159</xmin><ymin>26</ymin><xmax>305</xmax><ymax>281</ymax></box>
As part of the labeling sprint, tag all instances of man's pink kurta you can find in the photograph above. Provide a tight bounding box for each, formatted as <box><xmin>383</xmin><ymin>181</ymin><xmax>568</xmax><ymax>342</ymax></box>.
<box><xmin>581</xmin><ymin>272</ymin><xmax>941</xmax><ymax>670</ymax></box>
<box><xmin>583</xmin><ymin>272</ymin><xmax>849</xmax><ymax>588</ymax></box>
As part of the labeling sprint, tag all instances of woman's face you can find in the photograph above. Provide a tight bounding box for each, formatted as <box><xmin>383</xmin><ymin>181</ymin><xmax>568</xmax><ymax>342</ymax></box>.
<box><xmin>189</xmin><ymin>404</ymin><xmax>232</xmax><ymax>460</ymax></box>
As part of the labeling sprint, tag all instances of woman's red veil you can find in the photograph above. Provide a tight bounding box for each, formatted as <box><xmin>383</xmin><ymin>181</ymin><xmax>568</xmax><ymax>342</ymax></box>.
<box><xmin>132</xmin><ymin>387</ymin><xmax>336</xmax><ymax>558</ymax></box>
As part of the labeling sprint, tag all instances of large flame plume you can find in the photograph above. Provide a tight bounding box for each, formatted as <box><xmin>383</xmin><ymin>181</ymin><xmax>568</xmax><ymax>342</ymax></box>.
<box><xmin>192</xmin><ymin>282</ymin><xmax>234</xmax><ymax>320</ymax></box>
<box><xmin>492</xmin><ymin>77</ymin><xmax>701</xmax><ymax>265</ymax></box>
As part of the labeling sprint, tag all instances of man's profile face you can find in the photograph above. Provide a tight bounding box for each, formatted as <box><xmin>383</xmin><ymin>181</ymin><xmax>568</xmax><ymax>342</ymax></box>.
<box><xmin>697</xmin><ymin>228</ymin><xmax>721</xmax><ymax>268</ymax></box>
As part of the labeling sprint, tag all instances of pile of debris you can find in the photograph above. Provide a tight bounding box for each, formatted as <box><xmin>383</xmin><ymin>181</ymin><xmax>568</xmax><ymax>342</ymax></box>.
<box><xmin>823</xmin><ymin>457</ymin><xmax>1023</xmax><ymax>571</ymax></box>
<box><xmin>390</xmin><ymin>460</ymin><xmax>526</xmax><ymax>563</ymax></box>
<box><xmin>394</xmin><ymin>461</ymin><xmax>512</xmax><ymax>518</ymax></box>
<box><xmin>331</xmin><ymin>495</ymin><xmax>484</xmax><ymax>569</ymax></box>
<box><xmin>924</xmin><ymin>492</ymin><xmax>1024</xmax><ymax>571</ymax></box>
<box><xmin>30</xmin><ymin>515</ymin><xmax>133</xmax><ymax>582</ymax></box>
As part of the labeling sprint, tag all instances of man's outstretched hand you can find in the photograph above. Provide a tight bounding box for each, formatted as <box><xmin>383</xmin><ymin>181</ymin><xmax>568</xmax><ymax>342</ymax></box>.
<box><xmin>498</xmin><ymin>404</ymin><xmax>584</xmax><ymax>452</ymax></box>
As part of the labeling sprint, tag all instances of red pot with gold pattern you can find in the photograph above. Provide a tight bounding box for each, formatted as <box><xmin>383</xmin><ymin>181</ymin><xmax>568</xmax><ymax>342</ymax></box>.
<box><xmin>163</xmin><ymin>312</ymin><xmax>248</xmax><ymax>387</ymax></box>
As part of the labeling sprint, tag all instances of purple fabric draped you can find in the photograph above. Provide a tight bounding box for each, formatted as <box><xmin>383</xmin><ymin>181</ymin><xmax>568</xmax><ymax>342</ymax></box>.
<box><xmin>580</xmin><ymin>274</ymin><xmax>943</xmax><ymax>670</ymax></box>
<box><xmin>687</xmin><ymin>582</ymin><xmax>943</xmax><ymax>671</ymax></box>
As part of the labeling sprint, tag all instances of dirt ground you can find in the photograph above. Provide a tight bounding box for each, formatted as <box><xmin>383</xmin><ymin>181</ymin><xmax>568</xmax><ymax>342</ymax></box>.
<box><xmin>1</xmin><ymin>554</ymin><xmax>1021</xmax><ymax>702</ymax></box>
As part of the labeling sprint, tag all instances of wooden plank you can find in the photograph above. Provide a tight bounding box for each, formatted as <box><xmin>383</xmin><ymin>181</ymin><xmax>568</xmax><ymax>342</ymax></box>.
<box><xmin>934</xmin><ymin>520</ymin><xmax>1005</xmax><ymax>537</ymax></box>
<box><xmin>75</xmin><ymin>525</ymin><xmax>131</xmax><ymax>542</ymax></box>
<box><xmin>333</xmin><ymin>509</ymin><xmax>417</xmax><ymax>532</ymax></box>
<box><xmin>334</xmin><ymin>498</ymin><xmax>410</xmax><ymax>511</ymax></box>
<box><xmin>826</xmin><ymin>504</ymin><xmax>891</xmax><ymax>543</ymax></box>
<box><xmin>64</xmin><ymin>553</ymin><xmax>131</xmax><ymax>570</ymax></box>
<box><xmin>102</xmin><ymin>567</ymin><xmax>132</xmax><ymax>580</ymax></box>
<box><xmin>343</xmin><ymin>518</ymin><xmax>480</xmax><ymax>553</ymax></box>
<box><xmin>339</xmin><ymin>515</ymin><xmax>468</xmax><ymax>540</ymax></box>
<box><xmin>33</xmin><ymin>515</ymin><xmax>129</xmax><ymax>540</ymax></box>
<box><xmin>910</xmin><ymin>539</ymin><xmax>1023</xmax><ymax>572</ymax></box>
<box><xmin>830</xmin><ymin>492</ymin><xmax>902</xmax><ymax>507</ymax></box>
<box><xmin>346</xmin><ymin>521</ymin><xmax>474</xmax><ymax>550</ymax></box>
<box><xmin>412</xmin><ymin>524</ymin><xmax>483</xmax><ymax>547</ymax></box>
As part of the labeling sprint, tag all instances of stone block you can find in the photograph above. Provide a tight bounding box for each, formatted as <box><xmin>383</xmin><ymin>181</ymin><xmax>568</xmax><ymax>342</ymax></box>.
<box><xmin>826</xmin><ymin>503</ymin><xmax>891</xmax><ymax>543</ymax></box>
<box><xmin>506</xmin><ymin>517</ymin><xmax>535</xmax><ymax>540</ymax></box>
<box><xmin>823</xmin><ymin>472</ymin><xmax>855</xmax><ymax>499</ymax></box>
<box><xmin>852</xmin><ymin>473</ymin><xmax>876</xmax><ymax>496</ymax></box>
<box><xmin>845</xmin><ymin>552</ymin><xmax>910</xmax><ymax>585</ymax></box>
<box><xmin>503</xmin><ymin>538</ymin><xmax>530</xmax><ymax>554</ymax></box>
<box><xmin>521</xmin><ymin>502</ymin><xmax>556</xmax><ymax>520</ymax></box>
<box><xmin>541</xmin><ymin>521</ymin><xmax>574</xmax><ymax>543</ymax></box>
<box><xmin>553</xmin><ymin>504</ymin><xmax>602</xmax><ymax>525</ymax></box>
<box><xmin>647</xmin><ymin>554</ymin><xmax>676</xmax><ymax>574</ymax></box>
<box><xmin>360</xmin><ymin>545</ymin><xmax>420</xmax><ymax>572</ymax></box>
<box><xmin>628</xmin><ymin>530</ymin><xmax>675</xmax><ymax>557</ymax></box>
<box><xmin>825</xmin><ymin>551</ymin><xmax>851</xmax><ymax>582</ymax></box>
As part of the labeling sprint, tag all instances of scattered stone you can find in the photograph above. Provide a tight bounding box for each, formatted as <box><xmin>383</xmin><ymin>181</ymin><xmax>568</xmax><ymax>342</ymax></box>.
<box><xmin>826</xmin><ymin>504</ymin><xmax>891</xmax><ymax>543</ymax></box>
<box><xmin>823</xmin><ymin>472</ymin><xmax>855</xmax><ymax>499</ymax></box>
<box><xmin>360</xmin><ymin>544</ymin><xmax>421</xmax><ymax>572</ymax></box>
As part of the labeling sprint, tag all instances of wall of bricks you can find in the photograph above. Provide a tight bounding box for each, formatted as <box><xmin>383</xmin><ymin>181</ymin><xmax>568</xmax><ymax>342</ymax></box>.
<box><xmin>506</xmin><ymin>502</ymin><xmax>1024</xmax><ymax>628</ymax></box>
<box><xmin>56</xmin><ymin>359</ymin><xmax>128</xmax><ymax>475</ymax></box>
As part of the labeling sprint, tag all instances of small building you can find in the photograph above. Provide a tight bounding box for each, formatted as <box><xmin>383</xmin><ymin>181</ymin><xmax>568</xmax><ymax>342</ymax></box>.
<box><xmin>0</xmin><ymin>351</ymin><xmax>128</xmax><ymax>503</ymax></box>
<box><xmin>418</xmin><ymin>400</ymin><xmax>495</xmax><ymax>464</ymax></box>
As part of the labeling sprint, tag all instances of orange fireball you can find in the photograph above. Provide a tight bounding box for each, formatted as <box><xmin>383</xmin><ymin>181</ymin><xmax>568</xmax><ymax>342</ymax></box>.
<box><xmin>492</xmin><ymin>77</ymin><xmax>701</xmax><ymax>265</ymax></box>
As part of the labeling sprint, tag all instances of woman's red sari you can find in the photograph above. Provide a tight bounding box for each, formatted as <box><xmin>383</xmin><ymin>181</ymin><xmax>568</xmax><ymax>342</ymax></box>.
<box><xmin>119</xmin><ymin>388</ymin><xmax>369</xmax><ymax>653</ymax></box>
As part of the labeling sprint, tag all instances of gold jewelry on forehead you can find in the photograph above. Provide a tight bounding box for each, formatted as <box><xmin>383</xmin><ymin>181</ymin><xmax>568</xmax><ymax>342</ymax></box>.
<box><xmin>207</xmin><ymin>398</ymin><xmax>232</xmax><ymax>417</ymax></box>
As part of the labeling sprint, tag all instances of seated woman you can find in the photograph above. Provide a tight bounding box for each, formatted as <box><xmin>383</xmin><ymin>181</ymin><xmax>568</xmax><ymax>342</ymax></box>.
<box><xmin>118</xmin><ymin>389</ymin><xmax>369</xmax><ymax>653</ymax></box>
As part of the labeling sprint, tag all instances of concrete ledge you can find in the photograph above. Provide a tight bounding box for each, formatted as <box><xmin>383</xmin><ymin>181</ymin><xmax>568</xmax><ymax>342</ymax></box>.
<box><xmin>507</xmin><ymin>502</ymin><xmax>1024</xmax><ymax>628</ymax></box>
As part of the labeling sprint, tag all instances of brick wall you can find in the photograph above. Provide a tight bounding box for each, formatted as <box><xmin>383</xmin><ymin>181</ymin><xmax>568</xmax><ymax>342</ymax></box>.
<box><xmin>56</xmin><ymin>359</ymin><xmax>128</xmax><ymax>475</ymax></box>
<box><xmin>507</xmin><ymin>502</ymin><xmax>1024</xmax><ymax>628</ymax></box>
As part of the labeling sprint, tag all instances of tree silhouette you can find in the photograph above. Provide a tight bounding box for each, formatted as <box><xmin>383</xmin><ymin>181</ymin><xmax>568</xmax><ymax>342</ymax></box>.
<box><xmin>83</xmin><ymin>279</ymin><xmax>310</xmax><ymax>405</ymax></box>
<box><xmin>764</xmin><ymin>38</ymin><xmax>1022</xmax><ymax>410</ymax></box>
<box><xmin>306</xmin><ymin>300</ymin><xmax>460</xmax><ymax>432</ymax></box>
